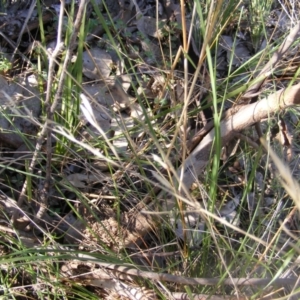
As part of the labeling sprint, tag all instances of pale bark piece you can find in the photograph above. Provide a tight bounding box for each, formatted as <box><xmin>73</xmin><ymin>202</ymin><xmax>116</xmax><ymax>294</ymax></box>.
<box><xmin>130</xmin><ymin>102</ymin><xmax>146</xmax><ymax>120</ymax></box>
<box><xmin>82</xmin><ymin>48</ymin><xmax>112</xmax><ymax>79</ymax></box>
<box><xmin>177</xmin><ymin>83</ymin><xmax>300</xmax><ymax>192</ymax></box>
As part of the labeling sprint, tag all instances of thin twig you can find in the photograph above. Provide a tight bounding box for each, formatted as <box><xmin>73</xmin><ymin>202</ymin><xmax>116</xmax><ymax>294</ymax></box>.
<box><xmin>14</xmin><ymin>0</ymin><xmax>87</xmax><ymax>224</ymax></box>
<box><xmin>38</xmin><ymin>0</ymin><xmax>87</xmax><ymax>222</ymax></box>
<box><xmin>72</xmin><ymin>258</ymin><xmax>300</xmax><ymax>287</ymax></box>
<box><xmin>11</xmin><ymin>0</ymin><xmax>37</xmax><ymax>62</ymax></box>
<box><xmin>35</xmin><ymin>0</ymin><xmax>66</xmax><ymax>223</ymax></box>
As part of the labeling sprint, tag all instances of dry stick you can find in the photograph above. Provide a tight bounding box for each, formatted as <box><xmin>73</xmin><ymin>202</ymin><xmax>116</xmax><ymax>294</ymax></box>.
<box><xmin>37</xmin><ymin>0</ymin><xmax>87</xmax><ymax>222</ymax></box>
<box><xmin>14</xmin><ymin>0</ymin><xmax>87</xmax><ymax>224</ymax></box>
<box><xmin>242</xmin><ymin>21</ymin><xmax>300</xmax><ymax>150</ymax></box>
<box><xmin>121</xmin><ymin>82</ymin><xmax>300</xmax><ymax>249</ymax></box>
<box><xmin>13</xmin><ymin>1</ymin><xmax>66</xmax><ymax>224</ymax></box>
<box><xmin>170</xmin><ymin>83</ymin><xmax>300</xmax><ymax>197</ymax></box>
<box><xmin>187</xmin><ymin>22</ymin><xmax>300</xmax><ymax>152</ymax></box>
<box><xmin>63</xmin><ymin>265</ymin><xmax>244</xmax><ymax>299</ymax></box>
<box><xmin>170</xmin><ymin>293</ymin><xmax>245</xmax><ymax>300</ymax></box>
<box><xmin>75</xmin><ymin>260</ymin><xmax>300</xmax><ymax>287</ymax></box>
<box><xmin>34</xmin><ymin>0</ymin><xmax>66</xmax><ymax>223</ymax></box>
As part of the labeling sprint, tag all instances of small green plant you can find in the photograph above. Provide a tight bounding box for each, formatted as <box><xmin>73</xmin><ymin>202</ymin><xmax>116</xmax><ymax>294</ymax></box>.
<box><xmin>0</xmin><ymin>54</ymin><xmax>11</xmax><ymax>73</ymax></box>
<box><xmin>249</xmin><ymin>0</ymin><xmax>273</xmax><ymax>51</ymax></box>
